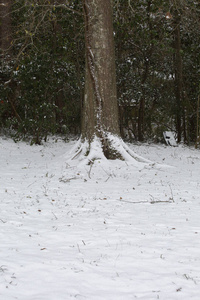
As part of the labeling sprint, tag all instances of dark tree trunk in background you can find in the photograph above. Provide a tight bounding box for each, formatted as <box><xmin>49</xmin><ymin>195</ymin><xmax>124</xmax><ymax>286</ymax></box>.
<box><xmin>137</xmin><ymin>0</ymin><xmax>152</xmax><ymax>142</ymax></box>
<box><xmin>138</xmin><ymin>95</ymin><xmax>145</xmax><ymax>141</ymax></box>
<box><xmin>173</xmin><ymin>9</ymin><xmax>183</xmax><ymax>143</ymax></box>
<box><xmin>0</xmin><ymin>0</ymin><xmax>12</xmax><ymax>54</ymax></box>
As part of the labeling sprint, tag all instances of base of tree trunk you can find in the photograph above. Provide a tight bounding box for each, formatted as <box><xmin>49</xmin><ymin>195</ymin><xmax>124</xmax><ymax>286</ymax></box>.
<box><xmin>67</xmin><ymin>133</ymin><xmax>152</xmax><ymax>166</ymax></box>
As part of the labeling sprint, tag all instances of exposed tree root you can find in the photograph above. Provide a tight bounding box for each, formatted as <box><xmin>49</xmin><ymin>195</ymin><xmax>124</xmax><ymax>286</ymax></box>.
<box><xmin>67</xmin><ymin>133</ymin><xmax>153</xmax><ymax>167</ymax></box>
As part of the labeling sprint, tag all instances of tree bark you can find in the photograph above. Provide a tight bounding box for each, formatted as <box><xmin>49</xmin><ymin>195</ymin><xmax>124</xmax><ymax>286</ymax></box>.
<box><xmin>69</xmin><ymin>0</ymin><xmax>151</xmax><ymax>164</ymax></box>
<box><xmin>137</xmin><ymin>0</ymin><xmax>153</xmax><ymax>142</ymax></box>
<box><xmin>173</xmin><ymin>9</ymin><xmax>183</xmax><ymax>143</ymax></box>
<box><xmin>81</xmin><ymin>0</ymin><xmax>120</xmax><ymax>157</ymax></box>
<box><xmin>0</xmin><ymin>0</ymin><xmax>12</xmax><ymax>54</ymax></box>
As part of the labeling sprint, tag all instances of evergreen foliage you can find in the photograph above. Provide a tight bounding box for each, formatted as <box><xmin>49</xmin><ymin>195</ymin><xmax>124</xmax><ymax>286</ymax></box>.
<box><xmin>0</xmin><ymin>0</ymin><xmax>199</xmax><ymax>144</ymax></box>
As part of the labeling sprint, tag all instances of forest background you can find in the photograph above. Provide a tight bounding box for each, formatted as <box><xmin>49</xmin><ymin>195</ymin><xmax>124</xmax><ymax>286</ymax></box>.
<box><xmin>0</xmin><ymin>0</ymin><xmax>200</xmax><ymax>146</ymax></box>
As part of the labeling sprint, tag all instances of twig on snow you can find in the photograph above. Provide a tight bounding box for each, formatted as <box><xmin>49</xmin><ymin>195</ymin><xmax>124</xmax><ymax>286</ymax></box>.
<box><xmin>118</xmin><ymin>199</ymin><xmax>149</xmax><ymax>204</ymax></box>
<box><xmin>149</xmin><ymin>194</ymin><xmax>174</xmax><ymax>204</ymax></box>
<box><xmin>169</xmin><ymin>185</ymin><xmax>175</xmax><ymax>202</ymax></box>
<box><xmin>52</xmin><ymin>212</ymin><xmax>58</xmax><ymax>220</ymax></box>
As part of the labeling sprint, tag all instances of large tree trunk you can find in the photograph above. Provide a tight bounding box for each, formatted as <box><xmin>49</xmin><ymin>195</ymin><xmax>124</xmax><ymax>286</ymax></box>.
<box><xmin>81</xmin><ymin>0</ymin><xmax>120</xmax><ymax>158</ymax></box>
<box><xmin>69</xmin><ymin>0</ymin><xmax>151</xmax><ymax>165</ymax></box>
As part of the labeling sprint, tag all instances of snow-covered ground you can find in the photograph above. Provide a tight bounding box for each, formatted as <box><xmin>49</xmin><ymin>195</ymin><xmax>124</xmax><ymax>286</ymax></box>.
<box><xmin>0</xmin><ymin>136</ymin><xmax>200</xmax><ymax>300</ymax></box>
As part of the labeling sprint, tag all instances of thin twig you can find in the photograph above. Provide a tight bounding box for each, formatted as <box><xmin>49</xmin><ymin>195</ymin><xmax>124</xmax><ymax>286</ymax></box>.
<box><xmin>52</xmin><ymin>212</ymin><xmax>58</xmax><ymax>220</ymax></box>
<box><xmin>169</xmin><ymin>185</ymin><xmax>175</xmax><ymax>202</ymax></box>
<box><xmin>118</xmin><ymin>199</ymin><xmax>149</xmax><ymax>204</ymax></box>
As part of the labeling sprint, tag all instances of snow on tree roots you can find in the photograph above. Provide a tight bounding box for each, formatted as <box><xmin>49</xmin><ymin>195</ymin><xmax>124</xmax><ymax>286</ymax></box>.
<box><xmin>67</xmin><ymin>133</ymin><xmax>152</xmax><ymax>167</ymax></box>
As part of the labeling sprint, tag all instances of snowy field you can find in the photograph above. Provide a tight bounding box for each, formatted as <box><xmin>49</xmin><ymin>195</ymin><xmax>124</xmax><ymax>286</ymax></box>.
<box><xmin>0</xmin><ymin>136</ymin><xmax>200</xmax><ymax>300</ymax></box>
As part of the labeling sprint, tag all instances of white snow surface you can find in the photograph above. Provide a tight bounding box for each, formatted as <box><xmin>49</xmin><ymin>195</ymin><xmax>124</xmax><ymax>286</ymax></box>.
<box><xmin>0</xmin><ymin>136</ymin><xmax>200</xmax><ymax>300</ymax></box>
